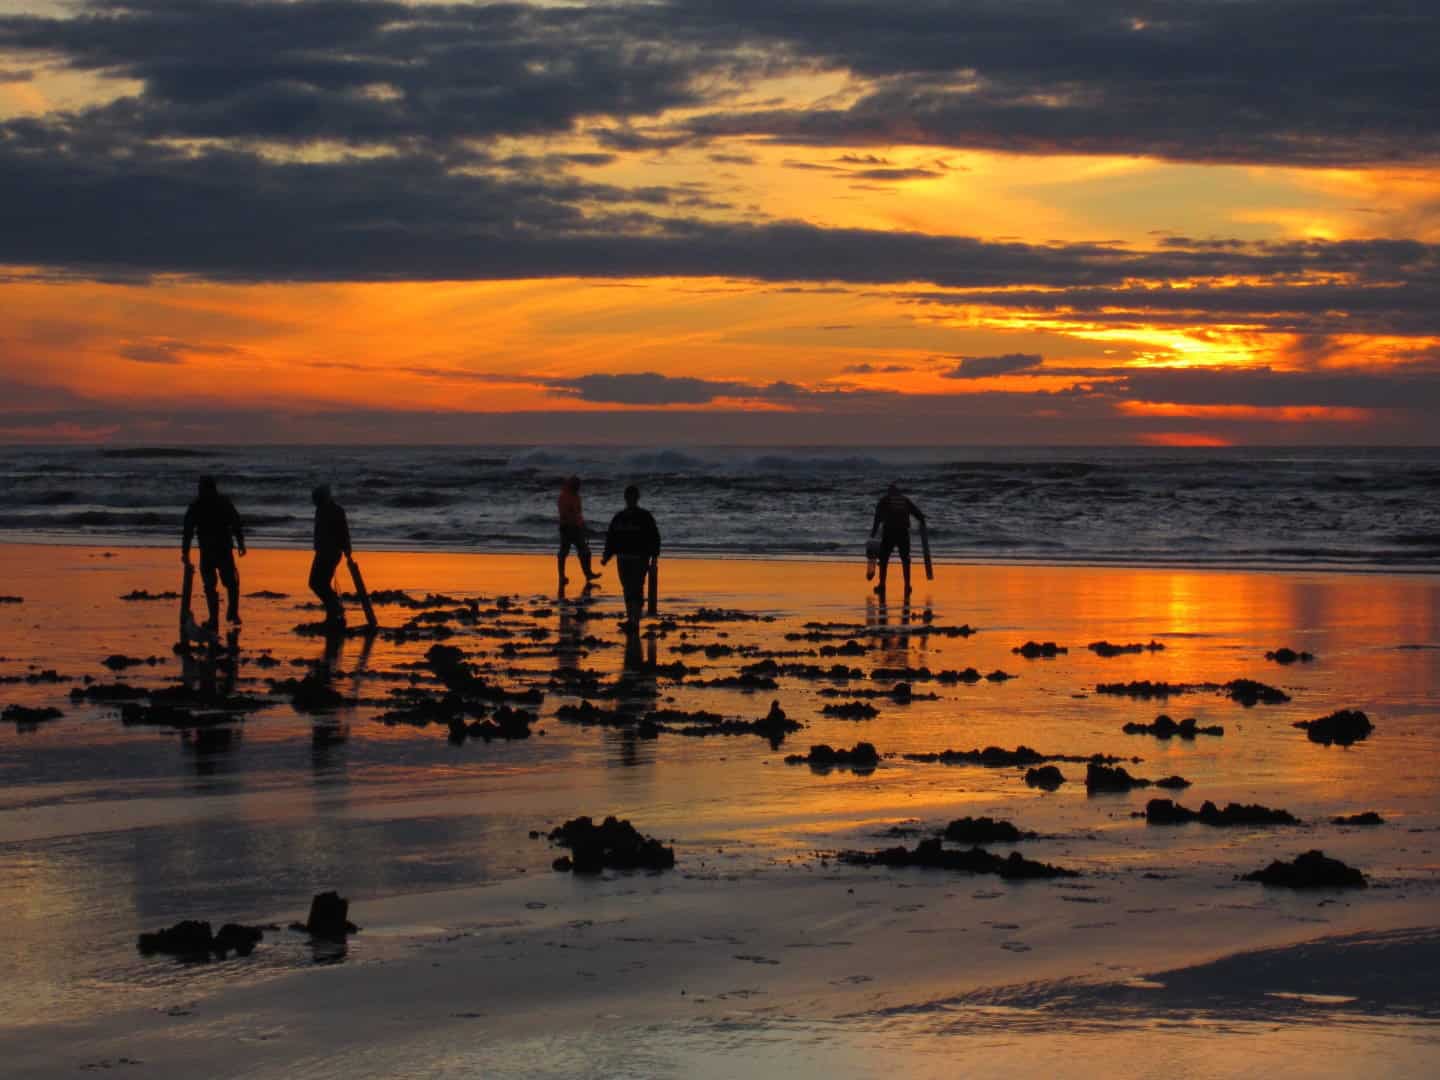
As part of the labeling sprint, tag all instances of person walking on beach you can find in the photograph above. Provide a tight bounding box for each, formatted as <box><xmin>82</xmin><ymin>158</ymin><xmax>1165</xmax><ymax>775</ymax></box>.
<box><xmin>309</xmin><ymin>485</ymin><xmax>352</xmax><ymax>628</ymax></box>
<box><xmin>870</xmin><ymin>482</ymin><xmax>925</xmax><ymax>598</ymax></box>
<box><xmin>601</xmin><ymin>485</ymin><xmax>660</xmax><ymax>632</ymax></box>
<box><xmin>182</xmin><ymin>476</ymin><xmax>247</xmax><ymax>629</ymax></box>
<box><xmin>557</xmin><ymin>475</ymin><xmax>601</xmax><ymax>590</ymax></box>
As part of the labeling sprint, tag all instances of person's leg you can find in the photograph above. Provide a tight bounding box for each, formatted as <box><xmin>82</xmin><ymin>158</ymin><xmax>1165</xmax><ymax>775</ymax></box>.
<box><xmin>309</xmin><ymin>551</ymin><xmax>344</xmax><ymax>622</ymax></box>
<box><xmin>218</xmin><ymin>553</ymin><xmax>241</xmax><ymax>623</ymax></box>
<box><xmin>577</xmin><ymin>533</ymin><xmax>599</xmax><ymax>579</ymax></box>
<box><xmin>611</xmin><ymin>557</ymin><xmax>629</xmax><ymax>619</ymax></box>
<box><xmin>557</xmin><ymin>528</ymin><xmax>573</xmax><ymax>585</ymax></box>
<box><xmin>876</xmin><ymin>536</ymin><xmax>894</xmax><ymax>595</ymax></box>
<box><xmin>199</xmin><ymin>553</ymin><xmax>221</xmax><ymax>628</ymax></box>
<box><xmin>619</xmin><ymin>557</ymin><xmax>645</xmax><ymax>626</ymax></box>
<box><xmin>898</xmin><ymin>534</ymin><xmax>912</xmax><ymax>594</ymax></box>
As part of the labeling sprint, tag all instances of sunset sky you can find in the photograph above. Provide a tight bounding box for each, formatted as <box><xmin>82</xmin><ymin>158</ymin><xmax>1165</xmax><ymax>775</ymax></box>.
<box><xmin>2</xmin><ymin>0</ymin><xmax>1438</xmax><ymax>445</ymax></box>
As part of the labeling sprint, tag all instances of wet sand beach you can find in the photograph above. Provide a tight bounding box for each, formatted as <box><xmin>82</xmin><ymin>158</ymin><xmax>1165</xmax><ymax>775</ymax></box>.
<box><xmin>1</xmin><ymin>544</ymin><xmax>1438</xmax><ymax>1077</ymax></box>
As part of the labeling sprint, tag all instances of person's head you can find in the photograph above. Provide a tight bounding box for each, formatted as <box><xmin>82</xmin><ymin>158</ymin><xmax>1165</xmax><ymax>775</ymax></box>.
<box><xmin>887</xmin><ymin>482</ymin><xmax>901</xmax><ymax>496</ymax></box>
<box><xmin>564</xmin><ymin>475</ymin><xmax>580</xmax><ymax>493</ymax></box>
<box><xmin>312</xmin><ymin>484</ymin><xmax>331</xmax><ymax>507</ymax></box>
<box><xmin>624</xmin><ymin>484</ymin><xmax>640</xmax><ymax>507</ymax></box>
<box><xmin>197</xmin><ymin>475</ymin><xmax>218</xmax><ymax>497</ymax></box>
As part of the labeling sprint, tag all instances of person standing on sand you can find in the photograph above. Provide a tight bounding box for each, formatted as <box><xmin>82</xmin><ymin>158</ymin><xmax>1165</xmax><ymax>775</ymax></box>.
<box><xmin>601</xmin><ymin>485</ymin><xmax>660</xmax><ymax>632</ymax></box>
<box><xmin>309</xmin><ymin>485</ymin><xmax>352</xmax><ymax>628</ymax></box>
<box><xmin>870</xmin><ymin>482</ymin><xmax>925</xmax><ymax>598</ymax></box>
<box><xmin>182</xmin><ymin>476</ymin><xmax>247</xmax><ymax>630</ymax></box>
<box><xmin>557</xmin><ymin>475</ymin><xmax>601</xmax><ymax>589</ymax></box>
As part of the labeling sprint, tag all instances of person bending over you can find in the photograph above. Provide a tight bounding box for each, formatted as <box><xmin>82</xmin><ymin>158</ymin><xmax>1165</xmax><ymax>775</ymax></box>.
<box><xmin>557</xmin><ymin>475</ymin><xmax>602</xmax><ymax>588</ymax></box>
<box><xmin>870</xmin><ymin>482</ymin><xmax>925</xmax><ymax>597</ymax></box>
<box><xmin>309</xmin><ymin>485</ymin><xmax>352</xmax><ymax>627</ymax></box>
<box><xmin>182</xmin><ymin>475</ymin><xmax>247</xmax><ymax>629</ymax></box>
<box><xmin>601</xmin><ymin>485</ymin><xmax>661</xmax><ymax>632</ymax></box>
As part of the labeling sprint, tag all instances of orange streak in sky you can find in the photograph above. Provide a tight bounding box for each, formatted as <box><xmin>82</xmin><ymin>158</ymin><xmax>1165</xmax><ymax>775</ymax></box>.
<box><xmin>1136</xmin><ymin>433</ymin><xmax>1234</xmax><ymax>447</ymax></box>
<box><xmin>1117</xmin><ymin>402</ymin><xmax>1375</xmax><ymax>423</ymax></box>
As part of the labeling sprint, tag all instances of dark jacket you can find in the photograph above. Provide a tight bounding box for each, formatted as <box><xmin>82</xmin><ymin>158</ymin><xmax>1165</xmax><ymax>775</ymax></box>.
<box><xmin>314</xmin><ymin>499</ymin><xmax>352</xmax><ymax>557</ymax></box>
<box><xmin>183</xmin><ymin>493</ymin><xmax>245</xmax><ymax>558</ymax></box>
<box><xmin>872</xmin><ymin>493</ymin><xmax>924</xmax><ymax>538</ymax></box>
<box><xmin>603</xmin><ymin>506</ymin><xmax>660</xmax><ymax>560</ymax></box>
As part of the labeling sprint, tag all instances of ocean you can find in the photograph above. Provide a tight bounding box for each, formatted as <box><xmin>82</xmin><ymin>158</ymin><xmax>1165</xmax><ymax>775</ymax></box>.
<box><xmin>1</xmin><ymin>444</ymin><xmax>1437</xmax><ymax>571</ymax></box>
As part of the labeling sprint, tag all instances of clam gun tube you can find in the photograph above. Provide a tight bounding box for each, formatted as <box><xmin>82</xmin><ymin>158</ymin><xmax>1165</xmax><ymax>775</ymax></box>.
<box><xmin>648</xmin><ymin>557</ymin><xmax>659</xmax><ymax>616</ymax></box>
<box><xmin>346</xmin><ymin>556</ymin><xmax>379</xmax><ymax>629</ymax></box>
<box><xmin>179</xmin><ymin>561</ymin><xmax>195</xmax><ymax>642</ymax></box>
<box><xmin>920</xmin><ymin>520</ymin><xmax>934</xmax><ymax>581</ymax></box>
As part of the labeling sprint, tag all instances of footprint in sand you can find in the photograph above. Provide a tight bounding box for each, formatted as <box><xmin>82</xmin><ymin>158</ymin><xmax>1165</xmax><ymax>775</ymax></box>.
<box><xmin>1000</xmin><ymin>941</ymin><xmax>1032</xmax><ymax>953</ymax></box>
<box><xmin>831</xmin><ymin>974</ymin><xmax>874</xmax><ymax>986</ymax></box>
<box><xmin>734</xmin><ymin>954</ymin><xmax>781</xmax><ymax>965</ymax></box>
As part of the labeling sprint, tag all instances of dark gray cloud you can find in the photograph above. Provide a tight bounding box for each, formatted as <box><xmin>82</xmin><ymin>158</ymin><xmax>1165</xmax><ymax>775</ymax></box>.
<box><xmin>907</xmin><ymin>271</ymin><xmax>1440</xmax><ymax>337</ymax></box>
<box><xmin>546</xmin><ymin>371</ymin><xmax>906</xmax><ymax>407</ymax></box>
<box><xmin>841</xmin><ymin>363</ymin><xmax>914</xmax><ymax>373</ymax></box>
<box><xmin>116</xmin><ymin>338</ymin><xmax>244</xmax><ymax>364</ymax></box>
<box><xmin>548</xmin><ymin>372</ymin><xmax>754</xmax><ymax>405</ymax></box>
<box><xmin>849</xmin><ymin>167</ymin><xmax>942</xmax><ymax>182</ymax></box>
<box><xmin>7</xmin><ymin>113</ymin><xmax>1440</xmax><ymax>295</ymax></box>
<box><xmin>118</xmin><ymin>342</ymin><xmax>185</xmax><ymax>364</ymax></box>
<box><xmin>680</xmin><ymin>0</ymin><xmax>1440</xmax><ymax>166</ymax></box>
<box><xmin>1114</xmin><ymin>367</ymin><xmax>1440</xmax><ymax>410</ymax></box>
<box><xmin>943</xmin><ymin>353</ymin><xmax>1044</xmax><ymax>378</ymax></box>
<box><xmin>0</xmin><ymin>1</ymin><xmax>1434</xmax><ymax>168</ymax></box>
<box><xmin>0</xmin><ymin>0</ymin><xmax>763</xmax><ymax>146</ymax></box>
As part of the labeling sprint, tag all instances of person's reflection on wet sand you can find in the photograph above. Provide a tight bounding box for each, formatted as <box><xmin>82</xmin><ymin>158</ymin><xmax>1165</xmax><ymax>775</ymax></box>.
<box><xmin>555</xmin><ymin>599</ymin><xmax>585</xmax><ymax>675</ymax></box>
<box><xmin>178</xmin><ymin>631</ymin><xmax>239</xmax><ymax>702</ymax></box>
<box><xmin>310</xmin><ymin>629</ymin><xmax>371</xmax><ymax>783</ymax></box>
<box><xmin>319</xmin><ymin>624</ymin><xmax>346</xmax><ymax>676</ymax></box>
<box><xmin>181</xmin><ymin>725</ymin><xmax>241</xmax><ymax>777</ymax></box>
<box><xmin>618</xmin><ymin>625</ymin><xmax>658</xmax><ymax>698</ymax></box>
<box><xmin>605</xmin><ymin>631</ymin><xmax>659</xmax><ymax>769</ymax></box>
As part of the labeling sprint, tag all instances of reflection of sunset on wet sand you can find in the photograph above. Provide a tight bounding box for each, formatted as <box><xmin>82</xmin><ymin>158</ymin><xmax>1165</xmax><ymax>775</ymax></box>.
<box><xmin>2</xmin><ymin>544</ymin><xmax>1437</xmax><ymax>1076</ymax></box>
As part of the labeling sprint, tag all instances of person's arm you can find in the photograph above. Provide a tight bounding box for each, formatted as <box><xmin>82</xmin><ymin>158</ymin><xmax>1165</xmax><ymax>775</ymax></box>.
<box><xmin>230</xmin><ymin>499</ymin><xmax>247</xmax><ymax>555</ymax></box>
<box><xmin>870</xmin><ymin>501</ymin><xmax>883</xmax><ymax>537</ymax></box>
<box><xmin>182</xmin><ymin>505</ymin><xmax>195</xmax><ymax>562</ymax></box>
<box><xmin>909</xmin><ymin>499</ymin><xmax>926</xmax><ymax>525</ymax></box>
<box><xmin>602</xmin><ymin>515</ymin><xmax>617</xmax><ymax>563</ymax></box>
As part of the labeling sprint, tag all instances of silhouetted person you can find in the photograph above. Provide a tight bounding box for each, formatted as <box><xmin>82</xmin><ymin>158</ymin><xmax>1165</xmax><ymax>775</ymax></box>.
<box><xmin>601</xmin><ymin>485</ymin><xmax>660</xmax><ymax>632</ymax></box>
<box><xmin>182</xmin><ymin>476</ymin><xmax>246</xmax><ymax>629</ymax></box>
<box><xmin>870</xmin><ymin>482</ymin><xmax>925</xmax><ymax>597</ymax></box>
<box><xmin>557</xmin><ymin>475</ymin><xmax>601</xmax><ymax>589</ymax></box>
<box><xmin>309</xmin><ymin>485</ymin><xmax>352</xmax><ymax>628</ymax></box>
